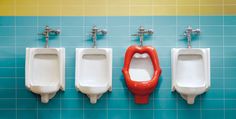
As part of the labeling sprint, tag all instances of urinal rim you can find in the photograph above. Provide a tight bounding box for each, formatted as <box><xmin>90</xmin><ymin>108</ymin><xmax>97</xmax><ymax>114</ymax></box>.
<box><xmin>25</xmin><ymin>48</ymin><xmax>65</xmax><ymax>91</ymax></box>
<box><xmin>171</xmin><ymin>48</ymin><xmax>210</xmax><ymax>92</ymax></box>
<box><xmin>75</xmin><ymin>48</ymin><xmax>112</xmax><ymax>93</ymax></box>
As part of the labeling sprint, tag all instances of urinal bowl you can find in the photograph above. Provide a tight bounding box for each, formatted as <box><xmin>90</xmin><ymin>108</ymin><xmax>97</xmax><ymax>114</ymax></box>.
<box><xmin>122</xmin><ymin>45</ymin><xmax>161</xmax><ymax>104</ymax></box>
<box><xmin>171</xmin><ymin>48</ymin><xmax>210</xmax><ymax>104</ymax></box>
<box><xmin>25</xmin><ymin>48</ymin><xmax>65</xmax><ymax>103</ymax></box>
<box><xmin>75</xmin><ymin>48</ymin><xmax>112</xmax><ymax>104</ymax></box>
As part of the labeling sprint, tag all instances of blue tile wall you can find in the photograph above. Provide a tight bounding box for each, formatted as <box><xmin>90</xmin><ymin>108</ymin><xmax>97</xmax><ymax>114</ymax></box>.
<box><xmin>0</xmin><ymin>16</ymin><xmax>236</xmax><ymax>119</ymax></box>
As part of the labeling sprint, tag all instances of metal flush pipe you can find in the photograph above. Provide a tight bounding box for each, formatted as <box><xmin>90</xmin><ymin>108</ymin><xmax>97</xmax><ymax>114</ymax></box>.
<box><xmin>39</xmin><ymin>26</ymin><xmax>60</xmax><ymax>48</ymax></box>
<box><xmin>184</xmin><ymin>25</ymin><xmax>200</xmax><ymax>48</ymax></box>
<box><xmin>132</xmin><ymin>26</ymin><xmax>153</xmax><ymax>46</ymax></box>
<box><xmin>90</xmin><ymin>26</ymin><xmax>107</xmax><ymax>48</ymax></box>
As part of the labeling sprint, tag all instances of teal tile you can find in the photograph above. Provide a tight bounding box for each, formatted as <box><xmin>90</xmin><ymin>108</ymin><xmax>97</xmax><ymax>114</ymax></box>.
<box><xmin>131</xmin><ymin>110</ymin><xmax>153</xmax><ymax>119</ymax></box>
<box><xmin>200</xmin><ymin>16</ymin><xmax>223</xmax><ymax>25</ymax></box>
<box><xmin>153</xmin><ymin>36</ymin><xmax>176</xmax><ymax>47</ymax></box>
<box><xmin>84</xmin><ymin>110</ymin><xmax>107</xmax><ymax>119</ymax></box>
<box><xmin>108</xmin><ymin>99</ymin><xmax>129</xmax><ymax>109</ymax></box>
<box><xmin>211</xmin><ymin>68</ymin><xmax>223</xmax><ymax>78</ymax></box>
<box><xmin>108</xmin><ymin>89</ymin><xmax>129</xmax><ymax>99</ymax></box>
<box><xmin>200</xmin><ymin>26</ymin><xmax>223</xmax><ymax>36</ymax></box>
<box><xmin>61</xmin><ymin>89</ymin><xmax>83</xmax><ymax>98</ymax></box>
<box><xmin>61</xmin><ymin>110</ymin><xmax>83</xmax><ymax>119</ymax></box>
<box><xmin>0</xmin><ymin>58</ymin><xmax>15</xmax><ymax>67</ymax></box>
<box><xmin>155</xmin><ymin>89</ymin><xmax>176</xmax><ymax>99</ymax></box>
<box><xmin>17</xmin><ymin>78</ymin><xmax>24</xmax><ymax>89</ymax></box>
<box><xmin>17</xmin><ymin>99</ymin><xmax>37</xmax><ymax>109</ymax></box>
<box><xmin>154</xmin><ymin>99</ymin><xmax>176</xmax><ymax>109</ymax></box>
<box><xmin>15</xmin><ymin>47</ymin><xmax>25</xmax><ymax>58</ymax></box>
<box><xmin>211</xmin><ymin>78</ymin><xmax>223</xmax><ymax>88</ymax></box>
<box><xmin>202</xmin><ymin>110</ymin><xmax>224</xmax><ymax>119</ymax></box>
<box><xmin>199</xmin><ymin>36</ymin><xmax>223</xmax><ymax>46</ymax></box>
<box><xmin>225</xmin><ymin>79</ymin><xmax>236</xmax><ymax>88</ymax></box>
<box><xmin>61</xmin><ymin>99</ymin><xmax>83</xmax><ymax>109</ymax></box>
<box><xmin>224</xmin><ymin>36</ymin><xmax>236</xmax><ymax>46</ymax></box>
<box><xmin>38</xmin><ymin>110</ymin><xmax>60</xmax><ymax>119</ymax></box>
<box><xmin>226</xmin><ymin>110</ymin><xmax>236</xmax><ymax>119</ymax></box>
<box><xmin>108</xmin><ymin>110</ymin><xmax>129</xmax><ymax>119</ymax></box>
<box><xmin>224</xmin><ymin>47</ymin><xmax>236</xmax><ymax>57</ymax></box>
<box><xmin>16</xmin><ymin>58</ymin><xmax>25</xmax><ymax>67</ymax></box>
<box><xmin>225</xmin><ymin>89</ymin><xmax>236</xmax><ymax>99</ymax></box>
<box><xmin>17</xmin><ymin>110</ymin><xmax>37</xmax><ymax>119</ymax></box>
<box><xmin>177</xmin><ymin>98</ymin><xmax>200</xmax><ymax>109</ymax></box>
<box><xmin>157</xmin><ymin>76</ymin><xmax>171</xmax><ymax>89</ymax></box>
<box><xmin>16</xmin><ymin>36</ymin><xmax>38</xmax><ymax>47</ymax></box>
<box><xmin>178</xmin><ymin>110</ymin><xmax>200</xmax><ymax>119</ymax></box>
<box><xmin>0</xmin><ymin>110</ymin><xmax>16</xmax><ymax>119</ymax></box>
<box><xmin>112</xmin><ymin>77</ymin><xmax>126</xmax><ymax>89</ymax></box>
<box><xmin>201</xmin><ymin>89</ymin><xmax>224</xmax><ymax>99</ymax></box>
<box><xmin>154</xmin><ymin>110</ymin><xmax>176</xmax><ymax>119</ymax></box>
<box><xmin>0</xmin><ymin>99</ymin><xmax>16</xmax><ymax>109</ymax></box>
<box><xmin>61</xmin><ymin>36</ymin><xmax>84</xmax><ymax>47</ymax></box>
<box><xmin>38</xmin><ymin>99</ymin><xmax>60</xmax><ymax>109</ymax></box>
<box><xmin>130</xmin><ymin>99</ymin><xmax>154</xmax><ymax>109</ymax></box>
<box><xmin>225</xmin><ymin>68</ymin><xmax>236</xmax><ymax>78</ymax></box>
<box><xmin>0</xmin><ymin>17</ymin><xmax>15</xmax><ymax>26</ymax></box>
<box><xmin>17</xmin><ymin>89</ymin><xmax>37</xmax><ymax>98</ymax></box>
<box><xmin>84</xmin><ymin>98</ymin><xmax>107</xmax><ymax>109</ymax></box>
<box><xmin>159</xmin><ymin>68</ymin><xmax>171</xmax><ymax>78</ymax></box>
<box><xmin>61</xmin><ymin>26</ymin><xmax>83</xmax><ymax>36</ymax></box>
<box><xmin>225</xmin><ymin>58</ymin><xmax>236</xmax><ymax>67</ymax></box>
<box><xmin>226</xmin><ymin>100</ymin><xmax>236</xmax><ymax>109</ymax></box>
<box><xmin>16</xmin><ymin>17</ymin><xmax>37</xmax><ymax>26</ymax></box>
<box><xmin>66</xmin><ymin>67</ymin><xmax>75</xmax><ymax>78</ymax></box>
<box><xmin>0</xmin><ymin>78</ymin><xmax>15</xmax><ymax>88</ymax></box>
<box><xmin>61</xmin><ymin>17</ymin><xmax>83</xmax><ymax>26</ymax></box>
<box><xmin>0</xmin><ymin>68</ymin><xmax>15</xmax><ymax>77</ymax></box>
<box><xmin>201</xmin><ymin>100</ymin><xmax>224</xmax><ymax>109</ymax></box>
<box><xmin>211</xmin><ymin>57</ymin><xmax>223</xmax><ymax>67</ymax></box>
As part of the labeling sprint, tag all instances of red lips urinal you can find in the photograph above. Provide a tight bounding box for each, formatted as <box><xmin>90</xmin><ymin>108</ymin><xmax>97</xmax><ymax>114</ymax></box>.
<box><xmin>122</xmin><ymin>45</ymin><xmax>161</xmax><ymax>104</ymax></box>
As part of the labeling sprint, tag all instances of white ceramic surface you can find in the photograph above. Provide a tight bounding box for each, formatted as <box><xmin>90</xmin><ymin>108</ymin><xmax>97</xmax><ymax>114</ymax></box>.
<box><xmin>171</xmin><ymin>48</ymin><xmax>210</xmax><ymax>104</ymax></box>
<box><xmin>25</xmin><ymin>48</ymin><xmax>65</xmax><ymax>103</ymax></box>
<box><xmin>75</xmin><ymin>48</ymin><xmax>112</xmax><ymax>104</ymax></box>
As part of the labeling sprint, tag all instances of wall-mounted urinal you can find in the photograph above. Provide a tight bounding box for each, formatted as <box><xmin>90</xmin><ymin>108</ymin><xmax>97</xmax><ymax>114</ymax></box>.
<box><xmin>25</xmin><ymin>26</ymin><xmax>65</xmax><ymax>103</ymax></box>
<box><xmin>122</xmin><ymin>26</ymin><xmax>161</xmax><ymax>104</ymax></box>
<box><xmin>75</xmin><ymin>26</ymin><xmax>112</xmax><ymax>104</ymax></box>
<box><xmin>172</xmin><ymin>26</ymin><xmax>210</xmax><ymax>104</ymax></box>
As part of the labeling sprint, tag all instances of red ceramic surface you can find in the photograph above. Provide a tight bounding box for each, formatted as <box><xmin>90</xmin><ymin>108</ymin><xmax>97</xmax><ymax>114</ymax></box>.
<box><xmin>122</xmin><ymin>45</ymin><xmax>161</xmax><ymax>104</ymax></box>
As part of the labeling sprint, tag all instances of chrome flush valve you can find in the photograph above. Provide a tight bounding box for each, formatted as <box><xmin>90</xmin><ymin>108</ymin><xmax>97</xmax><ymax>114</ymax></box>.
<box><xmin>90</xmin><ymin>26</ymin><xmax>107</xmax><ymax>48</ymax></box>
<box><xmin>132</xmin><ymin>26</ymin><xmax>154</xmax><ymax>46</ymax></box>
<box><xmin>184</xmin><ymin>25</ymin><xmax>200</xmax><ymax>48</ymax></box>
<box><xmin>39</xmin><ymin>26</ymin><xmax>60</xmax><ymax>48</ymax></box>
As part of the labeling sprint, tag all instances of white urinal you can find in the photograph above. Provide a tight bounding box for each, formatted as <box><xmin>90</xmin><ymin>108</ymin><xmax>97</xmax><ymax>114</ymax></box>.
<box><xmin>75</xmin><ymin>48</ymin><xmax>112</xmax><ymax>104</ymax></box>
<box><xmin>171</xmin><ymin>48</ymin><xmax>210</xmax><ymax>104</ymax></box>
<box><xmin>25</xmin><ymin>48</ymin><xmax>65</xmax><ymax>103</ymax></box>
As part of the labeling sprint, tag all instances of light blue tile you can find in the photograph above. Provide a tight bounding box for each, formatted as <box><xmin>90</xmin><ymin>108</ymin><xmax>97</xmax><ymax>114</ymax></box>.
<box><xmin>107</xmin><ymin>17</ymin><xmax>129</xmax><ymax>26</ymax></box>
<box><xmin>61</xmin><ymin>99</ymin><xmax>83</xmax><ymax>109</ymax></box>
<box><xmin>16</xmin><ymin>27</ymin><xmax>37</xmax><ymax>36</ymax></box>
<box><xmin>17</xmin><ymin>99</ymin><xmax>37</xmax><ymax>109</ymax></box>
<box><xmin>153</xmin><ymin>36</ymin><xmax>176</xmax><ymax>47</ymax></box>
<box><xmin>225</xmin><ymin>68</ymin><xmax>236</xmax><ymax>78</ymax></box>
<box><xmin>108</xmin><ymin>110</ymin><xmax>129</xmax><ymax>119</ymax></box>
<box><xmin>16</xmin><ymin>36</ymin><xmax>38</xmax><ymax>47</ymax></box>
<box><xmin>154</xmin><ymin>110</ymin><xmax>176</xmax><ymax>119</ymax></box>
<box><xmin>61</xmin><ymin>110</ymin><xmax>83</xmax><ymax>119</ymax></box>
<box><xmin>84</xmin><ymin>110</ymin><xmax>107</xmax><ymax>119</ymax></box>
<box><xmin>84</xmin><ymin>16</ymin><xmax>107</xmax><ymax>26</ymax></box>
<box><xmin>224</xmin><ymin>16</ymin><xmax>236</xmax><ymax>25</ymax></box>
<box><xmin>131</xmin><ymin>110</ymin><xmax>153</xmax><ymax>119</ymax></box>
<box><xmin>200</xmin><ymin>16</ymin><xmax>223</xmax><ymax>25</ymax></box>
<box><xmin>15</xmin><ymin>47</ymin><xmax>25</xmax><ymax>58</ymax></box>
<box><xmin>224</xmin><ymin>36</ymin><xmax>236</xmax><ymax>46</ymax></box>
<box><xmin>202</xmin><ymin>110</ymin><xmax>224</xmax><ymax>119</ymax></box>
<box><xmin>178</xmin><ymin>110</ymin><xmax>200</xmax><ymax>119</ymax></box>
<box><xmin>177</xmin><ymin>16</ymin><xmax>199</xmax><ymax>25</ymax></box>
<box><xmin>0</xmin><ymin>36</ymin><xmax>15</xmax><ymax>46</ymax></box>
<box><xmin>224</xmin><ymin>26</ymin><xmax>236</xmax><ymax>36</ymax></box>
<box><xmin>61</xmin><ymin>17</ymin><xmax>83</xmax><ymax>26</ymax></box>
<box><xmin>200</xmin><ymin>26</ymin><xmax>223</xmax><ymax>36</ymax></box>
<box><xmin>0</xmin><ymin>17</ymin><xmax>15</xmax><ymax>26</ymax></box>
<box><xmin>130</xmin><ymin>16</ymin><xmax>153</xmax><ymax>26</ymax></box>
<box><xmin>0</xmin><ymin>27</ymin><xmax>15</xmax><ymax>36</ymax></box>
<box><xmin>61</xmin><ymin>26</ymin><xmax>83</xmax><ymax>36</ymax></box>
<box><xmin>0</xmin><ymin>47</ymin><xmax>15</xmax><ymax>58</ymax></box>
<box><xmin>225</xmin><ymin>58</ymin><xmax>236</xmax><ymax>67</ymax></box>
<box><xmin>153</xmin><ymin>26</ymin><xmax>176</xmax><ymax>37</ymax></box>
<box><xmin>17</xmin><ymin>110</ymin><xmax>37</xmax><ymax>119</ymax></box>
<box><xmin>199</xmin><ymin>36</ymin><xmax>223</xmax><ymax>46</ymax></box>
<box><xmin>38</xmin><ymin>17</ymin><xmax>60</xmax><ymax>27</ymax></box>
<box><xmin>0</xmin><ymin>110</ymin><xmax>16</xmax><ymax>119</ymax></box>
<box><xmin>16</xmin><ymin>17</ymin><xmax>37</xmax><ymax>26</ymax></box>
<box><xmin>211</xmin><ymin>57</ymin><xmax>223</xmax><ymax>67</ymax></box>
<box><xmin>108</xmin><ymin>26</ymin><xmax>130</xmax><ymax>37</ymax></box>
<box><xmin>61</xmin><ymin>36</ymin><xmax>84</xmax><ymax>47</ymax></box>
<box><xmin>38</xmin><ymin>110</ymin><xmax>60</xmax><ymax>119</ymax></box>
<box><xmin>224</xmin><ymin>47</ymin><xmax>236</xmax><ymax>57</ymax></box>
<box><xmin>153</xmin><ymin>16</ymin><xmax>176</xmax><ymax>26</ymax></box>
